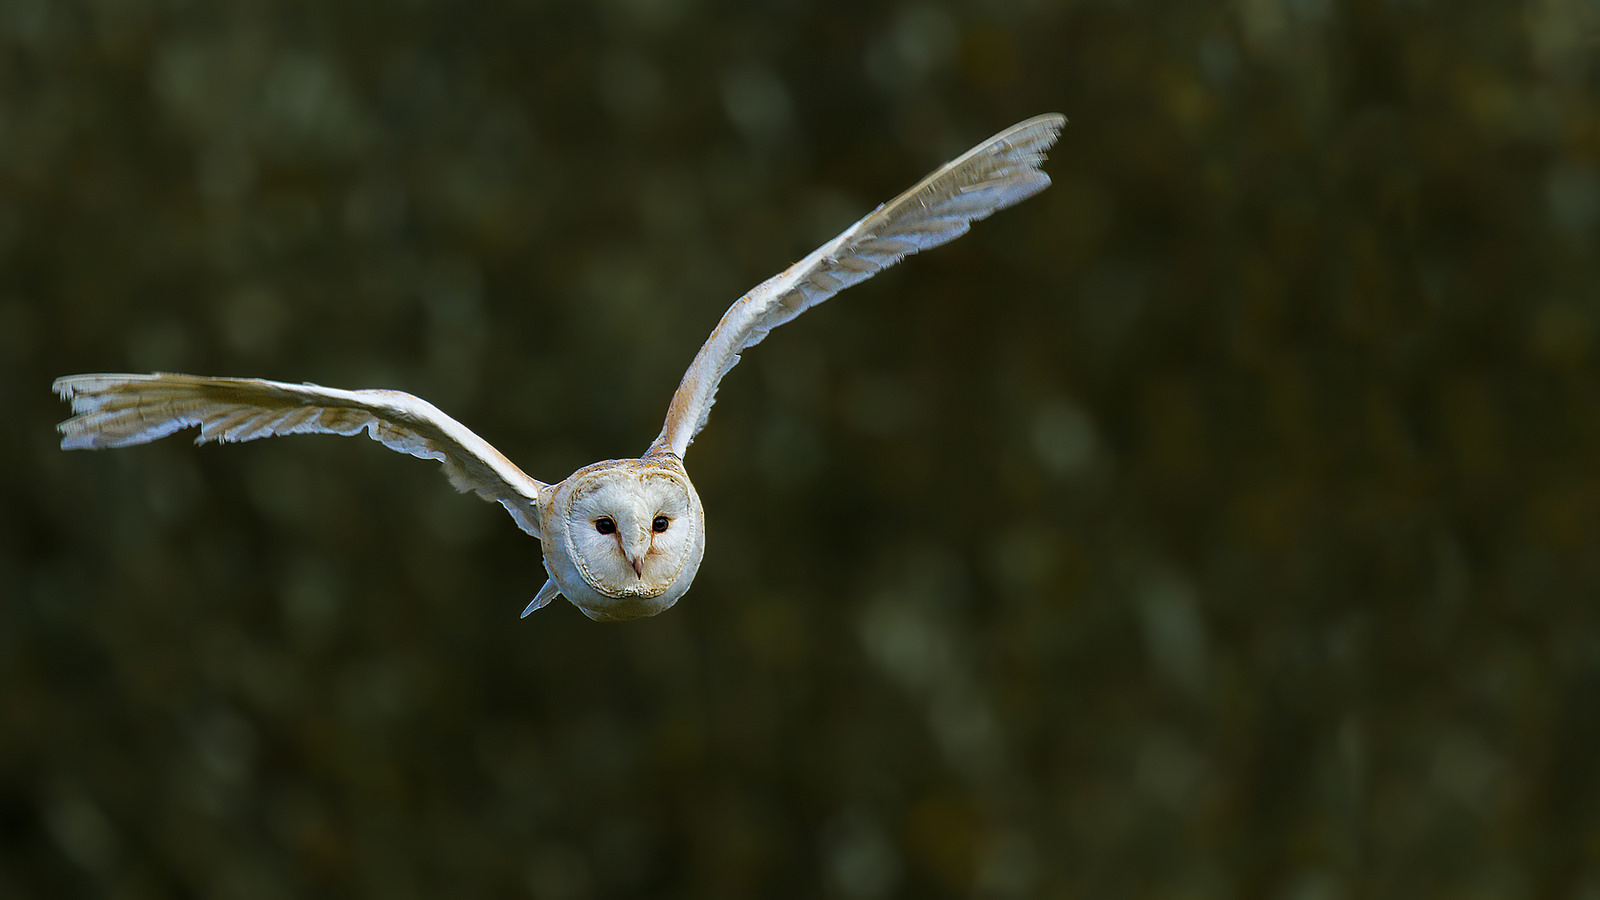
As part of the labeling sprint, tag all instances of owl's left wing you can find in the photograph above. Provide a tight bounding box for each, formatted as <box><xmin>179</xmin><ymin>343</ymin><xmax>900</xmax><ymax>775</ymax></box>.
<box><xmin>648</xmin><ymin>113</ymin><xmax>1065</xmax><ymax>460</ymax></box>
<box><xmin>54</xmin><ymin>373</ymin><xmax>547</xmax><ymax>537</ymax></box>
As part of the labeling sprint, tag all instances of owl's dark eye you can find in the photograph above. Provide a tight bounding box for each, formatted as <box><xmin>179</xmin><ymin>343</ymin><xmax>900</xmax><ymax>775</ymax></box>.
<box><xmin>652</xmin><ymin>515</ymin><xmax>670</xmax><ymax>533</ymax></box>
<box><xmin>594</xmin><ymin>517</ymin><xmax>616</xmax><ymax>535</ymax></box>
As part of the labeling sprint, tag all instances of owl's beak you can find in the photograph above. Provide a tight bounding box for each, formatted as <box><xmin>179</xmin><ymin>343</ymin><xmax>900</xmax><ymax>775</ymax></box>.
<box><xmin>612</xmin><ymin>531</ymin><xmax>648</xmax><ymax>579</ymax></box>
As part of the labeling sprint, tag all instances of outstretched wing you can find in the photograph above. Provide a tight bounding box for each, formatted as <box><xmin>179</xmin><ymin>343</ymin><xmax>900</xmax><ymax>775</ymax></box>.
<box><xmin>648</xmin><ymin>113</ymin><xmax>1065</xmax><ymax>460</ymax></box>
<box><xmin>54</xmin><ymin>373</ymin><xmax>547</xmax><ymax>538</ymax></box>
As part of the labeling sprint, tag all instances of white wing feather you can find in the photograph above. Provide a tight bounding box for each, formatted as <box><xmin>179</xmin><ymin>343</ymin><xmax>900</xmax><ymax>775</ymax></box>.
<box><xmin>54</xmin><ymin>373</ymin><xmax>547</xmax><ymax>538</ymax></box>
<box><xmin>649</xmin><ymin>113</ymin><xmax>1065</xmax><ymax>459</ymax></box>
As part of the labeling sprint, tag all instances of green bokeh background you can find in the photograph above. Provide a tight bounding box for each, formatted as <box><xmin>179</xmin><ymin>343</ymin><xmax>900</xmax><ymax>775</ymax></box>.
<box><xmin>4</xmin><ymin>1</ymin><xmax>1598</xmax><ymax>897</ymax></box>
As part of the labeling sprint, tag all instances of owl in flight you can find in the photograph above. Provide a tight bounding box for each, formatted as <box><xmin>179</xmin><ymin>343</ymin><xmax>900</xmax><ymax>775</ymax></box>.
<box><xmin>54</xmin><ymin>114</ymin><xmax>1065</xmax><ymax>621</ymax></box>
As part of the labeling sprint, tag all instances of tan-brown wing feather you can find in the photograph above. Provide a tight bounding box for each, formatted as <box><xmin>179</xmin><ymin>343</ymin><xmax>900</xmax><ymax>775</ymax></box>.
<box><xmin>649</xmin><ymin>113</ymin><xmax>1065</xmax><ymax>459</ymax></box>
<box><xmin>54</xmin><ymin>373</ymin><xmax>546</xmax><ymax>537</ymax></box>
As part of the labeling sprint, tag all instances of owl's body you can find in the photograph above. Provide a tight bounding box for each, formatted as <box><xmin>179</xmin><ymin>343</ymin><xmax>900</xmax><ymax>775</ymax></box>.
<box><xmin>53</xmin><ymin>114</ymin><xmax>1065</xmax><ymax>621</ymax></box>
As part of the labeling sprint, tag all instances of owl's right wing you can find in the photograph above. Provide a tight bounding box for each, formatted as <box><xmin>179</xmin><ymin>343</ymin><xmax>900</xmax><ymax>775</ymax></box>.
<box><xmin>54</xmin><ymin>373</ymin><xmax>547</xmax><ymax>538</ymax></box>
<box><xmin>648</xmin><ymin>113</ymin><xmax>1064</xmax><ymax>460</ymax></box>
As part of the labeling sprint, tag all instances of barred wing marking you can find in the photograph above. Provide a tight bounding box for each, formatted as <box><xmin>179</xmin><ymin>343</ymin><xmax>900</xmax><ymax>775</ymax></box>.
<box><xmin>649</xmin><ymin>113</ymin><xmax>1065</xmax><ymax>459</ymax></box>
<box><xmin>54</xmin><ymin>373</ymin><xmax>547</xmax><ymax>538</ymax></box>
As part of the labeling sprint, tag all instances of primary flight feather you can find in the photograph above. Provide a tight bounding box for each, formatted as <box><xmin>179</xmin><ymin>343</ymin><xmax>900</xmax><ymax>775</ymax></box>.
<box><xmin>55</xmin><ymin>113</ymin><xmax>1066</xmax><ymax>621</ymax></box>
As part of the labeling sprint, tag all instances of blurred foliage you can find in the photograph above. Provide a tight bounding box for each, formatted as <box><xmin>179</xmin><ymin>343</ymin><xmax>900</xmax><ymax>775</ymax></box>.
<box><xmin>4</xmin><ymin>0</ymin><xmax>1599</xmax><ymax>897</ymax></box>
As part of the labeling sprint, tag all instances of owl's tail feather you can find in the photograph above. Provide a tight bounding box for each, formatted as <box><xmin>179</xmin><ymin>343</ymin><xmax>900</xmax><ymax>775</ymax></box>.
<box><xmin>522</xmin><ymin>578</ymin><xmax>563</xmax><ymax>617</ymax></box>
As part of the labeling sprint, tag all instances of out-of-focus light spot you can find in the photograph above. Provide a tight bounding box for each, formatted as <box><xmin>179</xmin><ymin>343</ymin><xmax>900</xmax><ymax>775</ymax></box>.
<box><xmin>1282</xmin><ymin>869</ymin><xmax>1347</xmax><ymax>900</ymax></box>
<box><xmin>43</xmin><ymin>787</ymin><xmax>117</xmax><ymax>872</ymax></box>
<box><xmin>1286</xmin><ymin>0</ymin><xmax>1333</xmax><ymax>25</ymax></box>
<box><xmin>859</xmin><ymin>588</ymin><xmax>949</xmax><ymax>695</ymax></box>
<box><xmin>824</xmin><ymin>807</ymin><xmax>901</xmax><ymax>899</ymax></box>
<box><xmin>197</xmin><ymin>141</ymin><xmax>256</xmax><ymax>207</ymax></box>
<box><xmin>1546</xmin><ymin>163</ymin><xmax>1599</xmax><ymax>233</ymax></box>
<box><xmin>599</xmin><ymin>51</ymin><xmax>665</xmax><ymax>129</ymax></box>
<box><xmin>1134</xmin><ymin>730</ymin><xmax>1208</xmax><ymax>808</ymax></box>
<box><xmin>1031</xmin><ymin>399</ymin><xmax>1097</xmax><ymax>478</ymax></box>
<box><xmin>281</xmin><ymin>553</ymin><xmax>345</xmax><ymax>651</ymax></box>
<box><xmin>524</xmin><ymin>841</ymin><xmax>595</xmax><ymax>900</ymax></box>
<box><xmin>1528</xmin><ymin>0</ymin><xmax>1599</xmax><ymax>74</ymax></box>
<box><xmin>636</xmin><ymin>169</ymin><xmax>704</xmax><ymax>240</ymax></box>
<box><xmin>1429</xmin><ymin>731</ymin><xmax>1504</xmax><ymax>813</ymax></box>
<box><xmin>218</xmin><ymin>284</ymin><xmax>288</xmax><ymax>358</ymax></box>
<box><xmin>974</xmin><ymin>830</ymin><xmax>1037</xmax><ymax>899</ymax></box>
<box><xmin>260</xmin><ymin>53</ymin><xmax>369</xmax><ymax>156</ymax></box>
<box><xmin>986</xmin><ymin>525</ymin><xmax>1058</xmax><ymax>594</ymax></box>
<box><xmin>1134</xmin><ymin>566</ymin><xmax>1209</xmax><ymax>693</ymax></box>
<box><xmin>1527</xmin><ymin>299</ymin><xmax>1594</xmax><ymax>367</ymax></box>
<box><xmin>343</xmin><ymin>175</ymin><xmax>409</xmax><ymax>240</ymax></box>
<box><xmin>1238</xmin><ymin>0</ymin><xmax>1289</xmax><ymax>52</ymax></box>
<box><xmin>1198</xmin><ymin>32</ymin><xmax>1241</xmax><ymax>91</ymax></box>
<box><xmin>865</xmin><ymin>5</ymin><xmax>958</xmax><ymax>94</ymax></box>
<box><xmin>188</xmin><ymin>705</ymin><xmax>258</xmax><ymax>785</ymax></box>
<box><xmin>599</xmin><ymin>0</ymin><xmax>687</xmax><ymax>35</ymax></box>
<box><xmin>721</xmin><ymin>63</ymin><xmax>794</xmax><ymax>146</ymax></box>
<box><xmin>1077</xmin><ymin>259</ymin><xmax>1147</xmax><ymax>355</ymax></box>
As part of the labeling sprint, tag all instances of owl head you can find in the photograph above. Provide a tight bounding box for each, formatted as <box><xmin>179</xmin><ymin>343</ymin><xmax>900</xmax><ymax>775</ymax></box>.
<box><xmin>538</xmin><ymin>457</ymin><xmax>705</xmax><ymax>621</ymax></box>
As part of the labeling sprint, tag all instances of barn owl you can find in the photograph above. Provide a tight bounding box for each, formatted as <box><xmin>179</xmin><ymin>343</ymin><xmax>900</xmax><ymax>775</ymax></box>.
<box><xmin>54</xmin><ymin>114</ymin><xmax>1065</xmax><ymax>622</ymax></box>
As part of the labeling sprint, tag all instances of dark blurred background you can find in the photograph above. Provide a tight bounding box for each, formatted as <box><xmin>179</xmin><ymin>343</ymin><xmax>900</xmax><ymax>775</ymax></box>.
<box><xmin>4</xmin><ymin>0</ymin><xmax>1597</xmax><ymax>897</ymax></box>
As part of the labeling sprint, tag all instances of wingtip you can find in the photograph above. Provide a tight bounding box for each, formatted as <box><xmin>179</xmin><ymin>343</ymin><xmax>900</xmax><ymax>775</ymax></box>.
<box><xmin>971</xmin><ymin>114</ymin><xmax>1066</xmax><ymax>171</ymax></box>
<box><xmin>52</xmin><ymin>373</ymin><xmax>141</xmax><ymax>405</ymax></box>
<box><xmin>54</xmin><ymin>376</ymin><xmax>95</xmax><ymax>449</ymax></box>
<box><xmin>58</xmin><ymin>430</ymin><xmax>98</xmax><ymax>451</ymax></box>
<box><xmin>1018</xmin><ymin>112</ymin><xmax>1067</xmax><ymax>146</ymax></box>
